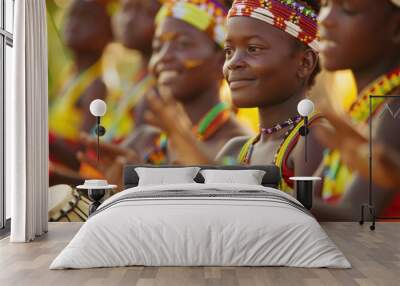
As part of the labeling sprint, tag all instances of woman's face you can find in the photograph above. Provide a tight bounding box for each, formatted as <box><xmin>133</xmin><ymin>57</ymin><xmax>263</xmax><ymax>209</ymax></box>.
<box><xmin>223</xmin><ymin>17</ymin><xmax>309</xmax><ymax>108</ymax></box>
<box><xmin>64</xmin><ymin>1</ymin><xmax>112</xmax><ymax>53</ymax></box>
<box><xmin>149</xmin><ymin>17</ymin><xmax>223</xmax><ymax>102</ymax></box>
<box><xmin>318</xmin><ymin>0</ymin><xmax>398</xmax><ymax>71</ymax></box>
<box><xmin>117</xmin><ymin>0</ymin><xmax>159</xmax><ymax>53</ymax></box>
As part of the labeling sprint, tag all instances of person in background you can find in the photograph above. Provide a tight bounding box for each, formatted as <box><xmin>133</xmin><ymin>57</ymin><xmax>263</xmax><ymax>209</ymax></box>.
<box><xmin>49</xmin><ymin>0</ymin><xmax>162</xmax><ymax>185</ymax></box>
<box><xmin>100</xmin><ymin>0</ymin><xmax>160</xmax><ymax>142</ymax></box>
<box><xmin>76</xmin><ymin>0</ymin><xmax>162</xmax><ymax>181</ymax></box>
<box><xmin>310</xmin><ymin>0</ymin><xmax>400</xmax><ymax>220</ymax></box>
<box><xmin>49</xmin><ymin>0</ymin><xmax>113</xmax><ymax>185</ymax></box>
<box><xmin>145</xmin><ymin>0</ymin><xmax>327</xmax><ymax>195</ymax></box>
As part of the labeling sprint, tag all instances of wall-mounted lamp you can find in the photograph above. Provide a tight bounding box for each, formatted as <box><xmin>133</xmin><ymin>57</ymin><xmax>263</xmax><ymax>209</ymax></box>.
<box><xmin>297</xmin><ymin>99</ymin><xmax>314</xmax><ymax>163</ymax></box>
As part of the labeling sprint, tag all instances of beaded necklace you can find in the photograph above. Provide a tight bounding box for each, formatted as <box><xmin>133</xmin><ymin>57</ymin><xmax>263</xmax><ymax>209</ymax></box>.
<box><xmin>145</xmin><ymin>102</ymin><xmax>231</xmax><ymax>164</ymax></box>
<box><xmin>237</xmin><ymin>115</ymin><xmax>303</xmax><ymax>165</ymax></box>
<box><xmin>322</xmin><ymin>67</ymin><xmax>400</xmax><ymax>201</ymax></box>
<box><xmin>348</xmin><ymin>67</ymin><xmax>400</xmax><ymax>123</ymax></box>
<box><xmin>260</xmin><ymin>116</ymin><xmax>302</xmax><ymax>134</ymax></box>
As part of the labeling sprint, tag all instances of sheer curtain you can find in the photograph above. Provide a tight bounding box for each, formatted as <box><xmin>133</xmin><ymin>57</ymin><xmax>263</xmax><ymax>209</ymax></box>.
<box><xmin>6</xmin><ymin>0</ymin><xmax>48</xmax><ymax>242</ymax></box>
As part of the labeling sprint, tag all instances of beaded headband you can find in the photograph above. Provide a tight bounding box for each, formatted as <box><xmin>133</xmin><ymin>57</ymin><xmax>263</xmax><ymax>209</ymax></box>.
<box><xmin>228</xmin><ymin>0</ymin><xmax>320</xmax><ymax>51</ymax></box>
<box><xmin>156</xmin><ymin>0</ymin><xmax>228</xmax><ymax>47</ymax></box>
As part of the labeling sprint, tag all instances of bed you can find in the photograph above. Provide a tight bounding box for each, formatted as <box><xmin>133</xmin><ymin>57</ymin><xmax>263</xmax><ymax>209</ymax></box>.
<box><xmin>50</xmin><ymin>165</ymin><xmax>351</xmax><ymax>269</ymax></box>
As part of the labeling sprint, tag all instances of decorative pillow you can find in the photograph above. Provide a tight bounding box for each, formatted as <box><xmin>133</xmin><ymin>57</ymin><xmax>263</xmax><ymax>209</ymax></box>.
<box><xmin>200</xmin><ymin>169</ymin><xmax>266</xmax><ymax>185</ymax></box>
<box><xmin>135</xmin><ymin>167</ymin><xmax>201</xmax><ymax>186</ymax></box>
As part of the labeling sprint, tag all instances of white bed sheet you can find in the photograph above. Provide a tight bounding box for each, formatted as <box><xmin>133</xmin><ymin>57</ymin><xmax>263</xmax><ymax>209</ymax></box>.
<box><xmin>50</xmin><ymin>183</ymin><xmax>351</xmax><ymax>269</ymax></box>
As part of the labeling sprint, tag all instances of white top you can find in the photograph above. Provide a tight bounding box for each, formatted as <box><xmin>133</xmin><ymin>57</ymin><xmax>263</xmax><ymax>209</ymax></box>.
<box><xmin>289</xmin><ymin>177</ymin><xmax>321</xmax><ymax>181</ymax></box>
<box><xmin>76</xmin><ymin>184</ymin><xmax>117</xmax><ymax>190</ymax></box>
<box><xmin>76</xmin><ymin>179</ymin><xmax>117</xmax><ymax>190</ymax></box>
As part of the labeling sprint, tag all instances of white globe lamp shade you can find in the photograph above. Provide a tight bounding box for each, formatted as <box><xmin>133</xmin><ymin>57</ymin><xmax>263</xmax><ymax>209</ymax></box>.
<box><xmin>90</xmin><ymin>99</ymin><xmax>107</xmax><ymax>117</ymax></box>
<box><xmin>297</xmin><ymin>99</ymin><xmax>314</xmax><ymax>117</ymax></box>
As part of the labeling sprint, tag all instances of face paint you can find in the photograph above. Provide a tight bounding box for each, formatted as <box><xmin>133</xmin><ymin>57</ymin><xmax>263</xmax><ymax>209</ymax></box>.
<box><xmin>182</xmin><ymin>59</ymin><xmax>206</xmax><ymax>69</ymax></box>
<box><xmin>149</xmin><ymin>17</ymin><xmax>223</xmax><ymax>102</ymax></box>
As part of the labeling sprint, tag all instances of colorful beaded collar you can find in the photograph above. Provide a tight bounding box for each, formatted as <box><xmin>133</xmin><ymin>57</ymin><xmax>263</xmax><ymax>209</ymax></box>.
<box><xmin>348</xmin><ymin>67</ymin><xmax>400</xmax><ymax>123</ymax></box>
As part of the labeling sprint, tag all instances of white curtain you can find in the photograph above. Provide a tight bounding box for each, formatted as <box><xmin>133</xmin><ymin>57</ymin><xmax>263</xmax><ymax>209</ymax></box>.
<box><xmin>6</xmin><ymin>0</ymin><xmax>48</xmax><ymax>242</ymax></box>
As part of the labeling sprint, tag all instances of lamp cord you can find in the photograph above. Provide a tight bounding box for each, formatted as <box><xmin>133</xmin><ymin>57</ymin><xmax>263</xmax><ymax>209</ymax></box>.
<box><xmin>304</xmin><ymin>116</ymin><xmax>308</xmax><ymax>163</ymax></box>
<box><xmin>97</xmin><ymin>117</ymin><xmax>100</xmax><ymax>166</ymax></box>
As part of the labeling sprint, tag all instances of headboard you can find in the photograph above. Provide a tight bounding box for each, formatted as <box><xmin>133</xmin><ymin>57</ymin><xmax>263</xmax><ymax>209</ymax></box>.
<box><xmin>123</xmin><ymin>164</ymin><xmax>281</xmax><ymax>189</ymax></box>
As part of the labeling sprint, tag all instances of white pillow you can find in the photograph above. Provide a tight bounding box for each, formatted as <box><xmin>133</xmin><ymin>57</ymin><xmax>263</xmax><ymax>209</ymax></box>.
<box><xmin>135</xmin><ymin>167</ymin><xmax>201</xmax><ymax>186</ymax></box>
<box><xmin>200</xmin><ymin>169</ymin><xmax>266</xmax><ymax>185</ymax></box>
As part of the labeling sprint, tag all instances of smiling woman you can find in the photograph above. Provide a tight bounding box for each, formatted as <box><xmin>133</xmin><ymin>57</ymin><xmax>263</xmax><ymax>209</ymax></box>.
<box><xmin>145</xmin><ymin>0</ymin><xmax>327</xmax><ymax>195</ymax></box>
<box><xmin>150</xmin><ymin>17</ymin><xmax>222</xmax><ymax>103</ymax></box>
<box><xmin>216</xmin><ymin>0</ymin><xmax>325</xmax><ymax>193</ymax></box>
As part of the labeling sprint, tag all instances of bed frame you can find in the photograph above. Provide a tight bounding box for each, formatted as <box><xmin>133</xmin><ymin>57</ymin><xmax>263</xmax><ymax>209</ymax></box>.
<box><xmin>123</xmin><ymin>165</ymin><xmax>281</xmax><ymax>189</ymax></box>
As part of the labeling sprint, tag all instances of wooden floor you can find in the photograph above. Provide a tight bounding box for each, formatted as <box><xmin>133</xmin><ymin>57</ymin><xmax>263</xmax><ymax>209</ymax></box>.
<box><xmin>0</xmin><ymin>222</ymin><xmax>399</xmax><ymax>286</ymax></box>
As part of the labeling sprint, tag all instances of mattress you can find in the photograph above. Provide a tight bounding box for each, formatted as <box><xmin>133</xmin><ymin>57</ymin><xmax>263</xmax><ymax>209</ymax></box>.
<box><xmin>50</xmin><ymin>183</ymin><xmax>351</xmax><ymax>269</ymax></box>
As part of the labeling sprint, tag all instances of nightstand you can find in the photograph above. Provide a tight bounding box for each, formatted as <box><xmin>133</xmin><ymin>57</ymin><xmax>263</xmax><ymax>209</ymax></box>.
<box><xmin>289</xmin><ymin>177</ymin><xmax>321</xmax><ymax>210</ymax></box>
<box><xmin>77</xmin><ymin>180</ymin><xmax>117</xmax><ymax>215</ymax></box>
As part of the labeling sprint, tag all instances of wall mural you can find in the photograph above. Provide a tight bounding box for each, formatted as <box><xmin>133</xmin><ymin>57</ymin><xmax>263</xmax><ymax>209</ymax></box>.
<box><xmin>47</xmin><ymin>0</ymin><xmax>400</xmax><ymax>222</ymax></box>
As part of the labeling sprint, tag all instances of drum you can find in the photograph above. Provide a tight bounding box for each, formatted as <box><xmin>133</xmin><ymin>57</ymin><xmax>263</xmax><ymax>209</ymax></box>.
<box><xmin>48</xmin><ymin>184</ymin><xmax>90</xmax><ymax>222</ymax></box>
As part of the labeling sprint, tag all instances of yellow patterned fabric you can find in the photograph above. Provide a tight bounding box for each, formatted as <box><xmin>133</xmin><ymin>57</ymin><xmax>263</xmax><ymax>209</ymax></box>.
<box><xmin>321</xmin><ymin>149</ymin><xmax>353</xmax><ymax>202</ymax></box>
<box><xmin>236</xmin><ymin>112</ymin><xmax>321</xmax><ymax>195</ymax></box>
<box><xmin>49</xmin><ymin>60</ymin><xmax>103</xmax><ymax>140</ymax></box>
<box><xmin>102</xmin><ymin>73</ymin><xmax>155</xmax><ymax>142</ymax></box>
<box><xmin>274</xmin><ymin>112</ymin><xmax>321</xmax><ymax>194</ymax></box>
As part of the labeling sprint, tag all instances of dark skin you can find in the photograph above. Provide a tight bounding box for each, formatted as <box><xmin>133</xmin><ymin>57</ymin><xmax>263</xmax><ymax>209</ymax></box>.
<box><xmin>115</xmin><ymin>0</ymin><xmax>160</xmax><ymax>127</ymax></box>
<box><xmin>218</xmin><ymin>17</ymin><xmax>325</xmax><ymax>179</ymax></box>
<box><xmin>50</xmin><ymin>0</ymin><xmax>158</xmax><ymax>186</ymax></box>
<box><xmin>312</xmin><ymin>0</ymin><xmax>400</xmax><ymax>220</ymax></box>
<box><xmin>78</xmin><ymin>16</ymin><xmax>250</xmax><ymax>186</ymax></box>
<box><xmin>314</xmin><ymin>106</ymin><xmax>400</xmax><ymax>191</ymax></box>
<box><xmin>50</xmin><ymin>0</ymin><xmax>113</xmax><ymax>176</ymax></box>
<box><xmin>64</xmin><ymin>0</ymin><xmax>112</xmax><ymax>126</ymax></box>
<box><xmin>117</xmin><ymin>0</ymin><xmax>160</xmax><ymax>59</ymax></box>
<box><xmin>146</xmin><ymin>16</ymin><xmax>325</xmax><ymax>183</ymax></box>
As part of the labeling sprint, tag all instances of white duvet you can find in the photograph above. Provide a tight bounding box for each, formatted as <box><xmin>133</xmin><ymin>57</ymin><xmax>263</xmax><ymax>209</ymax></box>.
<box><xmin>50</xmin><ymin>183</ymin><xmax>351</xmax><ymax>269</ymax></box>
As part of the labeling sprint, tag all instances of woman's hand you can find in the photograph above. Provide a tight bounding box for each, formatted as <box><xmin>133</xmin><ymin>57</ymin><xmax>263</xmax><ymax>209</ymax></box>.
<box><xmin>144</xmin><ymin>90</ymin><xmax>193</xmax><ymax>135</ymax></box>
<box><xmin>144</xmin><ymin>90</ymin><xmax>213</xmax><ymax>165</ymax></box>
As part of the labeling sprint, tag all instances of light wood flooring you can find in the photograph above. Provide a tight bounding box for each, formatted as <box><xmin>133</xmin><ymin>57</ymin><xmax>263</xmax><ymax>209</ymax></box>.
<box><xmin>0</xmin><ymin>222</ymin><xmax>399</xmax><ymax>286</ymax></box>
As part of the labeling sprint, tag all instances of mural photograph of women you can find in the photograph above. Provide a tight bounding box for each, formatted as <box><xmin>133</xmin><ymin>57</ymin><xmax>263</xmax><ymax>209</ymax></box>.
<box><xmin>46</xmin><ymin>0</ymin><xmax>400</xmax><ymax>221</ymax></box>
<box><xmin>4</xmin><ymin>0</ymin><xmax>400</xmax><ymax>284</ymax></box>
